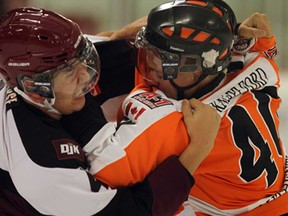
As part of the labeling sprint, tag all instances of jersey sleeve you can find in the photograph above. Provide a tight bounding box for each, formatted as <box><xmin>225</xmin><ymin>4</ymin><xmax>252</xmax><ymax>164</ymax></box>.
<box><xmin>93</xmin><ymin>39</ymin><xmax>135</xmax><ymax>100</ymax></box>
<box><xmin>97</xmin><ymin>155</ymin><xmax>194</xmax><ymax>216</ymax></box>
<box><xmin>2</xmin><ymin>153</ymin><xmax>193</xmax><ymax>216</ymax></box>
<box><xmin>84</xmin><ymin>86</ymin><xmax>189</xmax><ymax>188</ymax></box>
<box><xmin>0</xmin><ymin>85</ymin><xmax>194</xmax><ymax>216</ymax></box>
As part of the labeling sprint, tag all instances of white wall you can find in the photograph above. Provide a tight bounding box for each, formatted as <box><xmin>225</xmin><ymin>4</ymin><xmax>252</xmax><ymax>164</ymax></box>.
<box><xmin>279</xmin><ymin>71</ymin><xmax>288</xmax><ymax>150</ymax></box>
<box><xmin>22</xmin><ymin>0</ymin><xmax>288</xmax><ymax>69</ymax></box>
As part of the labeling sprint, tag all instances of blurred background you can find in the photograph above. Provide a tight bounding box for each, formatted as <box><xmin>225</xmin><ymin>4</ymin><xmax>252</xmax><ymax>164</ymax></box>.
<box><xmin>0</xmin><ymin>0</ymin><xmax>287</xmax><ymax>147</ymax></box>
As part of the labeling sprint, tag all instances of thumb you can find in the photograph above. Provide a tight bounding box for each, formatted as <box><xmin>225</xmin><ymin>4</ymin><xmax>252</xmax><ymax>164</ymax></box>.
<box><xmin>181</xmin><ymin>99</ymin><xmax>194</xmax><ymax>132</ymax></box>
<box><xmin>188</xmin><ymin>98</ymin><xmax>203</xmax><ymax>111</ymax></box>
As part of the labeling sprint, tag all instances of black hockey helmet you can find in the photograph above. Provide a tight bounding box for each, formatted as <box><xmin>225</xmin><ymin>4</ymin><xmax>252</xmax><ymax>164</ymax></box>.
<box><xmin>135</xmin><ymin>0</ymin><xmax>237</xmax><ymax>80</ymax></box>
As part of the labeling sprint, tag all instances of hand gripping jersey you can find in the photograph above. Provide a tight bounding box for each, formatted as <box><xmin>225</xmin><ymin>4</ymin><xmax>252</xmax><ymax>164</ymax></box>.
<box><xmin>0</xmin><ymin>82</ymin><xmax>194</xmax><ymax>216</ymax></box>
<box><xmin>85</xmin><ymin>84</ymin><xmax>188</xmax><ymax>187</ymax></box>
<box><xmin>87</xmin><ymin>50</ymin><xmax>287</xmax><ymax>215</ymax></box>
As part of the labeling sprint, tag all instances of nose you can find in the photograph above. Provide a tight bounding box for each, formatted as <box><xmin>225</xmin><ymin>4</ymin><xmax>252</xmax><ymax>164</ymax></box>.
<box><xmin>73</xmin><ymin>65</ymin><xmax>95</xmax><ymax>98</ymax></box>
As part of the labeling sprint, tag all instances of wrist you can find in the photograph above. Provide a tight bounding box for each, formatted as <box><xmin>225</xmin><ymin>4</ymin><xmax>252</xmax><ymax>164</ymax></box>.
<box><xmin>179</xmin><ymin>143</ymin><xmax>211</xmax><ymax>174</ymax></box>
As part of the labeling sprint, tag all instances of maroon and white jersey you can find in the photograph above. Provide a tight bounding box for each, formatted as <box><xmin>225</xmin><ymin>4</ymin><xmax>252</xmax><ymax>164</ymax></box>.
<box><xmin>0</xmin><ymin>79</ymin><xmax>194</xmax><ymax>216</ymax></box>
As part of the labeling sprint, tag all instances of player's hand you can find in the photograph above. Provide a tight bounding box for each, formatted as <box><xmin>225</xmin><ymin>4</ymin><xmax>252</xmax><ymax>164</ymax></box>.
<box><xmin>108</xmin><ymin>16</ymin><xmax>147</xmax><ymax>41</ymax></box>
<box><xmin>179</xmin><ymin>99</ymin><xmax>220</xmax><ymax>174</ymax></box>
<box><xmin>182</xmin><ymin>99</ymin><xmax>220</xmax><ymax>154</ymax></box>
<box><xmin>238</xmin><ymin>12</ymin><xmax>272</xmax><ymax>38</ymax></box>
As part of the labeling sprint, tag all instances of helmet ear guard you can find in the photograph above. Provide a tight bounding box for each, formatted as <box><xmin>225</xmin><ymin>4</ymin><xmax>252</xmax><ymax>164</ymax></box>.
<box><xmin>135</xmin><ymin>27</ymin><xmax>201</xmax><ymax>80</ymax></box>
<box><xmin>17</xmin><ymin>73</ymin><xmax>54</xmax><ymax>98</ymax></box>
<box><xmin>138</xmin><ymin>0</ymin><xmax>237</xmax><ymax>79</ymax></box>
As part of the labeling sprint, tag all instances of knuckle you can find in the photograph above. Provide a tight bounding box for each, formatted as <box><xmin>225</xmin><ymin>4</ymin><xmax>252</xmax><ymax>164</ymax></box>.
<box><xmin>253</xmin><ymin>12</ymin><xmax>261</xmax><ymax>17</ymax></box>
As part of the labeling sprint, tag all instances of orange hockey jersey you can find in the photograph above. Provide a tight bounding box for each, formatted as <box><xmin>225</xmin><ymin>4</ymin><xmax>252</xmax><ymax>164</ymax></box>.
<box><xmin>84</xmin><ymin>37</ymin><xmax>287</xmax><ymax>214</ymax></box>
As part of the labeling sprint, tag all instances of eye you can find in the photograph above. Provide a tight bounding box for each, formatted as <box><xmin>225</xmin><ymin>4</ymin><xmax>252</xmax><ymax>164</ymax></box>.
<box><xmin>65</xmin><ymin>68</ymin><xmax>76</xmax><ymax>78</ymax></box>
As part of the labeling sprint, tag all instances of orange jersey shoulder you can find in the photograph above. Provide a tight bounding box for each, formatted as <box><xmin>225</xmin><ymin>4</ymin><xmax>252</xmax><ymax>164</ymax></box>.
<box><xmin>92</xmin><ymin>88</ymin><xmax>188</xmax><ymax>188</ymax></box>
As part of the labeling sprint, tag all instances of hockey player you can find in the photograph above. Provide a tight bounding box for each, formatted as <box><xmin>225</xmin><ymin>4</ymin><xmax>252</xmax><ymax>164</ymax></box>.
<box><xmin>0</xmin><ymin>7</ymin><xmax>221</xmax><ymax>216</ymax></box>
<box><xmin>76</xmin><ymin>0</ymin><xmax>287</xmax><ymax>215</ymax></box>
<box><xmin>129</xmin><ymin>1</ymin><xmax>287</xmax><ymax>215</ymax></box>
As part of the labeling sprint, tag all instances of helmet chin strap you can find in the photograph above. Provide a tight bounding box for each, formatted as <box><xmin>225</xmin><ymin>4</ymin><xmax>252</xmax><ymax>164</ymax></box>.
<box><xmin>169</xmin><ymin>73</ymin><xmax>208</xmax><ymax>100</ymax></box>
<box><xmin>14</xmin><ymin>87</ymin><xmax>61</xmax><ymax>115</ymax></box>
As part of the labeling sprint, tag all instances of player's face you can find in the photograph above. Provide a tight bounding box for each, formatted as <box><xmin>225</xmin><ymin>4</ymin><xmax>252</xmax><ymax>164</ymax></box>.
<box><xmin>145</xmin><ymin>50</ymin><xmax>213</xmax><ymax>99</ymax></box>
<box><xmin>52</xmin><ymin>63</ymin><xmax>91</xmax><ymax>115</ymax></box>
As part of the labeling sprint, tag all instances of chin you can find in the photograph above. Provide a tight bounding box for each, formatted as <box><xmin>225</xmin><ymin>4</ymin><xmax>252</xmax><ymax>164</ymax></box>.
<box><xmin>72</xmin><ymin>96</ymin><xmax>86</xmax><ymax>110</ymax></box>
